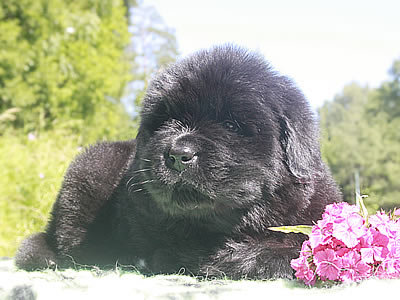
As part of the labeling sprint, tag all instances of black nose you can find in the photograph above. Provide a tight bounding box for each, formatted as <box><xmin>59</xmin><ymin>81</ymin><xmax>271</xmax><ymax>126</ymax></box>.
<box><xmin>165</xmin><ymin>145</ymin><xmax>197</xmax><ymax>172</ymax></box>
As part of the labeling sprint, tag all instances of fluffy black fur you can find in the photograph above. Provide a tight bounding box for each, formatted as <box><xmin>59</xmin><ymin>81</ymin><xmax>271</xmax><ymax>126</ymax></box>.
<box><xmin>15</xmin><ymin>45</ymin><xmax>342</xmax><ymax>279</ymax></box>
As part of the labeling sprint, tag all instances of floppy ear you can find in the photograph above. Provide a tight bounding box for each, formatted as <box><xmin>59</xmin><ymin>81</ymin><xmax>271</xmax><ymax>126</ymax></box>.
<box><xmin>279</xmin><ymin>117</ymin><xmax>318</xmax><ymax>184</ymax></box>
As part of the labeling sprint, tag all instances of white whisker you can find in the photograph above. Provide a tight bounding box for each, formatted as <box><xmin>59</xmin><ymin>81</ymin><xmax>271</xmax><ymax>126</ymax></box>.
<box><xmin>132</xmin><ymin>168</ymin><xmax>152</xmax><ymax>174</ymax></box>
<box><xmin>139</xmin><ymin>158</ymin><xmax>152</xmax><ymax>162</ymax></box>
<box><xmin>129</xmin><ymin>179</ymin><xmax>155</xmax><ymax>187</ymax></box>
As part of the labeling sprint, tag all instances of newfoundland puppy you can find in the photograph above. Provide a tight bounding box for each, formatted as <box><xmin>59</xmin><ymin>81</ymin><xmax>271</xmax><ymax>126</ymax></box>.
<box><xmin>16</xmin><ymin>45</ymin><xmax>342</xmax><ymax>279</ymax></box>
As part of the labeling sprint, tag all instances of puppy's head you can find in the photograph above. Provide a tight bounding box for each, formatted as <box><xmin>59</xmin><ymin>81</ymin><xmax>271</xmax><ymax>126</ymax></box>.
<box><xmin>130</xmin><ymin>45</ymin><xmax>321</xmax><ymax>220</ymax></box>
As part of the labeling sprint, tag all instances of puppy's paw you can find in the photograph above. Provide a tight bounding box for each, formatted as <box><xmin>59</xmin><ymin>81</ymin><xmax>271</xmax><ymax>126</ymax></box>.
<box><xmin>15</xmin><ymin>232</ymin><xmax>57</xmax><ymax>271</ymax></box>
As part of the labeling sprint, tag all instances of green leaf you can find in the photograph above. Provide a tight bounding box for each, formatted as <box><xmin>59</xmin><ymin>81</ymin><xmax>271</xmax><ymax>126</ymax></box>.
<box><xmin>268</xmin><ymin>225</ymin><xmax>313</xmax><ymax>236</ymax></box>
<box><xmin>356</xmin><ymin>193</ymin><xmax>369</xmax><ymax>222</ymax></box>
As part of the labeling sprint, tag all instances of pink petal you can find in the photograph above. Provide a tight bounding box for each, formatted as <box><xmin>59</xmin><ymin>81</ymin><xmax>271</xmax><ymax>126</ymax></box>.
<box><xmin>360</xmin><ymin>248</ymin><xmax>374</xmax><ymax>264</ymax></box>
<box><xmin>314</xmin><ymin>249</ymin><xmax>341</xmax><ymax>281</ymax></box>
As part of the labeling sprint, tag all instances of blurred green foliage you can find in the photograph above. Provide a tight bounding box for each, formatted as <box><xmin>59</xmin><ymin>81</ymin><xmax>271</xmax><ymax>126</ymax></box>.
<box><xmin>319</xmin><ymin>59</ymin><xmax>400</xmax><ymax>212</ymax></box>
<box><xmin>0</xmin><ymin>0</ymin><xmax>134</xmax><ymax>137</ymax></box>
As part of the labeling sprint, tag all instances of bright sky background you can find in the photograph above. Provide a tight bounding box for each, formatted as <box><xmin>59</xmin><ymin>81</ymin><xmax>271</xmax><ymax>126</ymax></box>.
<box><xmin>143</xmin><ymin>0</ymin><xmax>400</xmax><ymax>109</ymax></box>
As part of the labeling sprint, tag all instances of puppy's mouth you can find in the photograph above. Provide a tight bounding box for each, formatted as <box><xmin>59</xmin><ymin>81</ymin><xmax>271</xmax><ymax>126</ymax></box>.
<box><xmin>144</xmin><ymin>179</ymin><xmax>216</xmax><ymax>216</ymax></box>
<box><xmin>170</xmin><ymin>183</ymin><xmax>213</xmax><ymax>209</ymax></box>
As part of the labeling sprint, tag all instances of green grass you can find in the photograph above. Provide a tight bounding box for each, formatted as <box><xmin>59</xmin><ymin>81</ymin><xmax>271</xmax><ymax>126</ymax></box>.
<box><xmin>0</xmin><ymin>130</ymin><xmax>81</xmax><ymax>256</ymax></box>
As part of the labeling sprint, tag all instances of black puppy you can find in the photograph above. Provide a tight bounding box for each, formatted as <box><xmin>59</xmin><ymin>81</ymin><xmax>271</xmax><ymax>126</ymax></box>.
<box><xmin>16</xmin><ymin>45</ymin><xmax>342</xmax><ymax>279</ymax></box>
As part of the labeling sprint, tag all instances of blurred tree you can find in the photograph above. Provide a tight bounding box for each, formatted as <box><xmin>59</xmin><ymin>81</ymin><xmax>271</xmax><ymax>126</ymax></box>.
<box><xmin>319</xmin><ymin>59</ymin><xmax>400</xmax><ymax>212</ymax></box>
<box><xmin>123</xmin><ymin>0</ymin><xmax>138</xmax><ymax>18</ymax></box>
<box><xmin>374</xmin><ymin>60</ymin><xmax>400</xmax><ymax>121</ymax></box>
<box><xmin>0</xmin><ymin>0</ymin><xmax>178</xmax><ymax>140</ymax></box>
<box><xmin>319</xmin><ymin>84</ymin><xmax>370</xmax><ymax>204</ymax></box>
<box><xmin>0</xmin><ymin>0</ymin><xmax>134</xmax><ymax>141</ymax></box>
<box><xmin>365</xmin><ymin>59</ymin><xmax>400</xmax><ymax>210</ymax></box>
<box><xmin>127</xmin><ymin>3</ymin><xmax>179</xmax><ymax>116</ymax></box>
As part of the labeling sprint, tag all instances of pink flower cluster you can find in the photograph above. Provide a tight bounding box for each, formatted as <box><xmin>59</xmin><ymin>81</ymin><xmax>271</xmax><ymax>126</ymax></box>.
<box><xmin>291</xmin><ymin>202</ymin><xmax>400</xmax><ymax>285</ymax></box>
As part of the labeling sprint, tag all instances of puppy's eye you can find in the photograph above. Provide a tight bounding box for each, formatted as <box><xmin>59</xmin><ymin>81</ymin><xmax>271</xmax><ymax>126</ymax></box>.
<box><xmin>223</xmin><ymin>120</ymin><xmax>240</xmax><ymax>133</ymax></box>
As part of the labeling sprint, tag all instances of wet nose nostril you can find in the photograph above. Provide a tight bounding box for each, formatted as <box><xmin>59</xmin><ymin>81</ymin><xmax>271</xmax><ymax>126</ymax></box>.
<box><xmin>165</xmin><ymin>146</ymin><xmax>196</xmax><ymax>171</ymax></box>
<box><xmin>181</xmin><ymin>155</ymin><xmax>192</xmax><ymax>162</ymax></box>
<box><xmin>166</xmin><ymin>155</ymin><xmax>176</xmax><ymax>165</ymax></box>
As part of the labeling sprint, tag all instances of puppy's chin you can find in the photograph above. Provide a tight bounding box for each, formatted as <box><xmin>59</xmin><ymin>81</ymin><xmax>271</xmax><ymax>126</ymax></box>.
<box><xmin>146</xmin><ymin>181</ymin><xmax>218</xmax><ymax>217</ymax></box>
